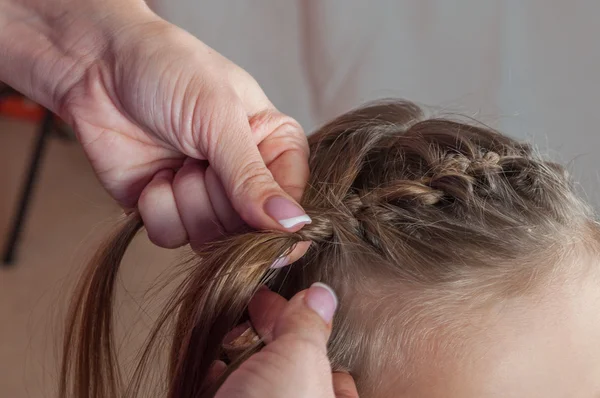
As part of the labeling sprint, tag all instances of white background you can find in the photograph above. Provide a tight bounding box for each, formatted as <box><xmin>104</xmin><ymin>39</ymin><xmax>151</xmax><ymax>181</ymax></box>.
<box><xmin>152</xmin><ymin>0</ymin><xmax>600</xmax><ymax>205</ymax></box>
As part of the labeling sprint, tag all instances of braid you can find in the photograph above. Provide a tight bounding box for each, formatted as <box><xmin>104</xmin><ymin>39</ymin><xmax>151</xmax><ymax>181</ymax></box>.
<box><xmin>61</xmin><ymin>99</ymin><xmax>600</xmax><ymax>398</ymax></box>
<box><xmin>292</xmin><ymin>101</ymin><xmax>590</xmax><ymax>274</ymax></box>
<box><xmin>281</xmin><ymin>103</ymin><xmax>600</xmax><ymax>396</ymax></box>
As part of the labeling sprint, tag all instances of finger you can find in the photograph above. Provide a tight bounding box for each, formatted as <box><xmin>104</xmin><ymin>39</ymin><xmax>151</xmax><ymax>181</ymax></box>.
<box><xmin>222</xmin><ymin>322</ymin><xmax>258</xmax><ymax>347</ymax></box>
<box><xmin>270</xmin><ymin>241</ymin><xmax>311</xmax><ymax>269</ymax></box>
<box><xmin>216</xmin><ymin>284</ymin><xmax>338</xmax><ymax>398</ymax></box>
<box><xmin>138</xmin><ymin>169</ymin><xmax>188</xmax><ymax>248</ymax></box>
<box><xmin>272</xmin><ymin>283</ymin><xmax>338</xmax><ymax>349</ymax></box>
<box><xmin>248</xmin><ymin>288</ymin><xmax>288</xmax><ymax>343</ymax></box>
<box><xmin>201</xmin><ymin>96</ymin><xmax>311</xmax><ymax>232</ymax></box>
<box><xmin>263</xmin><ymin>143</ymin><xmax>309</xmax><ymax>203</ymax></box>
<box><xmin>254</xmin><ymin>113</ymin><xmax>309</xmax><ymax>202</ymax></box>
<box><xmin>332</xmin><ymin>372</ymin><xmax>360</xmax><ymax>398</ymax></box>
<box><xmin>206</xmin><ymin>360</ymin><xmax>227</xmax><ymax>387</ymax></box>
<box><xmin>222</xmin><ymin>321</ymin><xmax>261</xmax><ymax>362</ymax></box>
<box><xmin>172</xmin><ymin>159</ymin><xmax>223</xmax><ymax>250</ymax></box>
<box><xmin>247</xmin><ymin>109</ymin><xmax>305</xmax><ymax>152</ymax></box>
<box><xmin>205</xmin><ymin>166</ymin><xmax>245</xmax><ymax>233</ymax></box>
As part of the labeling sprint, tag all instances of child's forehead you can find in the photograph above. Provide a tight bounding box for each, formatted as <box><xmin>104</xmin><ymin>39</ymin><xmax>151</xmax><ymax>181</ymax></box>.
<box><xmin>470</xmin><ymin>272</ymin><xmax>600</xmax><ymax>396</ymax></box>
<box><xmin>381</xmin><ymin>266</ymin><xmax>600</xmax><ymax>397</ymax></box>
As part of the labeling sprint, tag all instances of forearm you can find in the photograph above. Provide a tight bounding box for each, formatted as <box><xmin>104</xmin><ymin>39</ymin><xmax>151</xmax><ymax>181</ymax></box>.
<box><xmin>0</xmin><ymin>0</ymin><xmax>154</xmax><ymax>114</ymax></box>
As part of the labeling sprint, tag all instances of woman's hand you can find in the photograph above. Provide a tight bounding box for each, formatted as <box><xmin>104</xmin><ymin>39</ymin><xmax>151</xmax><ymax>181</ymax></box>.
<box><xmin>216</xmin><ymin>285</ymin><xmax>359</xmax><ymax>398</ymax></box>
<box><xmin>0</xmin><ymin>0</ymin><xmax>310</xmax><ymax>251</ymax></box>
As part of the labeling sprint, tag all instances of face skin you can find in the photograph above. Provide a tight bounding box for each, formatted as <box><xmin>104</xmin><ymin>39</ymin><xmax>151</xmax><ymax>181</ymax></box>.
<box><xmin>388</xmin><ymin>258</ymin><xmax>600</xmax><ymax>398</ymax></box>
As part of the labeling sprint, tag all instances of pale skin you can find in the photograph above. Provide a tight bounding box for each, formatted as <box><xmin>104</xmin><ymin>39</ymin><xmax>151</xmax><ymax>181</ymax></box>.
<box><xmin>217</xmin><ymin>285</ymin><xmax>359</xmax><ymax>398</ymax></box>
<box><xmin>0</xmin><ymin>0</ymin><xmax>342</xmax><ymax>395</ymax></box>
<box><xmin>242</xmin><ymin>261</ymin><xmax>600</xmax><ymax>397</ymax></box>
<box><xmin>464</xmin><ymin>265</ymin><xmax>600</xmax><ymax>398</ymax></box>
<box><xmin>0</xmin><ymin>0</ymin><xmax>311</xmax><ymax>255</ymax></box>
<box><xmin>380</xmin><ymin>259</ymin><xmax>600</xmax><ymax>398</ymax></box>
<box><xmin>2</xmin><ymin>1</ymin><xmax>597</xmax><ymax>396</ymax></box>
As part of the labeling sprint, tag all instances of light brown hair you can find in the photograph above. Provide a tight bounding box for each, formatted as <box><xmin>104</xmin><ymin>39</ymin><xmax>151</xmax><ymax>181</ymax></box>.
<box><xmin>59</xmin><ymin>100</ymin><xmax>600</xmax><ymax>397</ymax></box>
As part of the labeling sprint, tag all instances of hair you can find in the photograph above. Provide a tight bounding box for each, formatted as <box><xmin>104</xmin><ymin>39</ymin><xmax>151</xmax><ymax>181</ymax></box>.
<box><xmin>59</xmin><ymin>100</ymin><xmax>600</xmax><ymax>397</ymax></box>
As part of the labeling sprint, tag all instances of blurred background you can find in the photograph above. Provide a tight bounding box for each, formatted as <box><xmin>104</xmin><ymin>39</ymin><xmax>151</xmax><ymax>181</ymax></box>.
<box><xmin>2</xmin><ymin>1</ymin><xmax>600</xmax><ymax>396</ymax></box>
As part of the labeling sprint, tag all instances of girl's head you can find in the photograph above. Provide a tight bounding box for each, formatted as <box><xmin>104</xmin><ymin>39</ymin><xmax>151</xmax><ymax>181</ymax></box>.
<box><xmin>287</xmin><ymin>100</ymin><xmax>600</xmax><ymax>396</ymax></box>
<box><xmin>61</xmin><ymin>100</ymin><xmax>600</xmax><ymax>398</ymax></box>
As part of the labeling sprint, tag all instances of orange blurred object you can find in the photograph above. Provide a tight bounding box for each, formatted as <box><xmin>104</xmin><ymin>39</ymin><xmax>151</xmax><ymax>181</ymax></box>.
<box><xmin>0</xmin><ymin>93</ymin><xmax>65</xmax><ymax>127</ymax></box>
<box><xmin>0</xmin><ymin>96</ymin><xmax>46</xmax><ymax>122</ymax></box>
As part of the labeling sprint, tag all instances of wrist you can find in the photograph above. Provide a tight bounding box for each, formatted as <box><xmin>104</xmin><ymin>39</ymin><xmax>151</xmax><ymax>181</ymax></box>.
<box><xmin>0</xmin><ymin>0</ymin><xmax>157</xmax><ymax>115</ymax></box>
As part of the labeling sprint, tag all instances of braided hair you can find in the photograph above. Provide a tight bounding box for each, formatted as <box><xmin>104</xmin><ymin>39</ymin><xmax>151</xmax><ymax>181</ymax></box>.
<box><xmin>60</xmin><ymin>100</ymin><xmax>600</xmax><ymax>398</ymax></box>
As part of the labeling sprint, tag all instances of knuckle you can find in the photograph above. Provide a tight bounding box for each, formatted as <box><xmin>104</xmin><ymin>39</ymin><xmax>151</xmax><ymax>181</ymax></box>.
<box><xmin>149</xmin><ymin>230</ymin><xmax>186</xmax><ymax>249</ymax></box>
<box><xmin>273</xmin><ymin>118</ymin><xmax>308</xmax><ymax>151</ymax></box>
<box><xmin>146</xmin><ymin>229</ymin><xmax>171</xmax><ymax>248</ymax></box>
<box><xmin>277</xmin><ymin>130</ymin><xmax>310</xmax><ymax>163</ymax></box>
<box><xmin>137</xmin><ymin>181</ymin><xmax>187</xmax><ymax>249</ymax></box>
<box><xmin>173</xmin><ymin>163</ymin><xmax>206</xmax><ymax>189</ymax></box>
<box><xmin>138</xmin><ymin>179</ymin><xmax>169</xmax><ymax>210</ymax></box>
<box><xmin>231</xmin><ymin>159</ymin><xmax>276</xmax><ymax>199</ymax></box>
<box><xmin>192</xmin><ymin>88</ymin><xmax>244</xmax><ymax>156</ymax></box>
<box><xmin>251</xmin><ymin>112</ymin><xmax>309</xmax><ymax>156</ymax></box>
<box><xmin>281</xmin><ymin>117</ymin><xmax>308</xmax><ymax>143</ymax></box>
<box><xmin>140</xmin><ymin>211</ymin><xmax>186</xmax><ymax>249</ymax></box>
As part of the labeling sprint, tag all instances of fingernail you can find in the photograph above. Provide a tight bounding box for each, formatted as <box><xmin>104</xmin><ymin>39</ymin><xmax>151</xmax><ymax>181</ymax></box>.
<box><xmin>223</xmin><ymin>322</ymin><xmax>252</xmax><ymax>345</ymax></box>
<box><xmin>222</xmin><ymin>323</ymin><xmax>261</xmax><ymax>362</ymax></box>
<box><xmin>305</xmin><ymin>282</ymin><xmax>338</xmax><ymax>324</ymax></box>
<box><xmin>270</xmin><ymin>255</ymin><xmax>289</xmax><ymax>269</ymax></box>
<box><xmin>264</xmin><ymin>196</ymin><xmax>311</xmax><ymax>229</ymax></box>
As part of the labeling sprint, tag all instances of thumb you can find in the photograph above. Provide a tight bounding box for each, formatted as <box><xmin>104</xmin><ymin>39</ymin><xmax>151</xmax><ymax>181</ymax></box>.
<box><xmin>203</xmin><ymin>99</ymin><xmax>310</xmax><ymax>232</ymax></box>
<box><xmin>214</xmin><ymin>284</ymin><xmax>339</xmax><ymax>398</ymax></box>
<box><xmin>273</xmin><ymin>282</ymin><xmax>338</xmax><ymax>350</ymax></box>
<box><xmin>332</xmin><ymin>372</ymin><xmax>360</xmax><ymax>398</ymax></box>
<box><xmin>271</xmin><ymin>283</ymin><xmax>339</xmax><ymax>398</ymax></box>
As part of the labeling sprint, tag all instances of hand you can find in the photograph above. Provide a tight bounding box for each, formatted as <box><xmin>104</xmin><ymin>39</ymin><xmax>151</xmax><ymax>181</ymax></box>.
<box><xmin>64</xmin><ymin>7</ymin><xmax>312</xmax><ymax>250</ymax></box>
<box><xmin>0</xmin><ymin>0</ymin><xmax>311</xmax><ymax>251</ymax></box>
<box><xmin>215</xmin><ymin>285</ymin><xmax>359</xmax><ymax>398</ymax></box>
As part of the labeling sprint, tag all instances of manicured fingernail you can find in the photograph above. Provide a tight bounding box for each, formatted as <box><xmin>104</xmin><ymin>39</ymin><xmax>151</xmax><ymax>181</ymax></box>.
<box><xmin>270</xmin><ymin>255</ymin><xmax>289</xmax><ymax>269</ymax></box>
<box><xmin>264</xmin><ymin>196</ymin><xmax>311</xmax><ymax>229</ymax></box>
<box><xmin>305</xmin><ymin>282</ymin><xmax>338</xmax><ymax>324</ymax></box>
<box><xmin>222</xmin><ymin>323</ymin><xmax>261</xmax><ymax>362</ymax></box>
<box><xmin>223</xmin><ymin>322</ymin><xmax>252</xmax><ymax>345</ymax></box>
<box><xmin>257</xmin><ymin>284</ymin><xmax>270</xmax><ymax>292</ymax></box>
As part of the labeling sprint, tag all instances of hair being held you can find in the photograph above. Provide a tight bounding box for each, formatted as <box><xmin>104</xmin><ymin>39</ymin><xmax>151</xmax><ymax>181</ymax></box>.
<box><xmin>60</xmin><ymin>100</ymin><xmax>600</xmax><ymax>397</ymax></box>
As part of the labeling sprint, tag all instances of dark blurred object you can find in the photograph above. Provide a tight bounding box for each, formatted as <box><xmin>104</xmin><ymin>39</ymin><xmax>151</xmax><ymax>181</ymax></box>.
<box><xmin>1</xmin><ymin>83</ymin><xmax>75</xmax><ymax>265</ymax></box>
